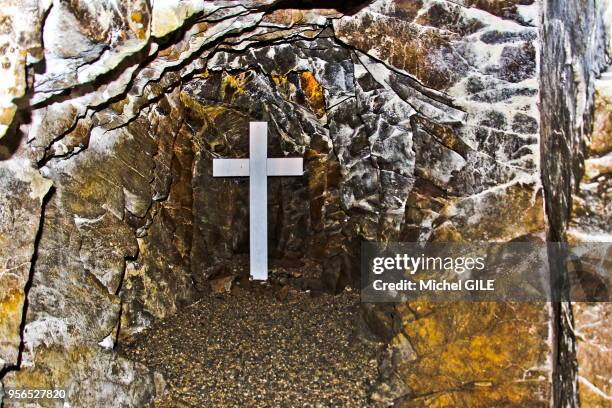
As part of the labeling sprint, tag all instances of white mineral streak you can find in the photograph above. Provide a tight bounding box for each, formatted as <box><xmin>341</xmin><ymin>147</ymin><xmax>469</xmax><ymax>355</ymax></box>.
<box><xmin>98</xmin><ymin>334</ymin><xmax>115</xmax><ymax>350</ymax></box>
<box><xmin>23</xmin><ymin>315</ymin><xmax>71</xmax><ymax>359</ymax></box>
<box><xmin>446</xmin><ymin>4</ymin><xmax>540</xmax><ymax>170</ymax></box>
<box><xmin>517</xmin><ymin>2</ymin><xmax>539</xmax><ymax>26</ymax></box>
<box><xmin>459</xmin><ymin>3</ymin><xmax>528</xmax><ymax>32</ymax></box>
<box><xmin>579</xmin><ymin>376</ymin><xmax>612</xmax><ymax>401</ymax></box>
<box><xmin>74</xmin><ymin>214</ymin><xmax>106</xmax><ymax>227</ymax></box>
<box><xmin>151</xmin><ymin>0</ymin><xmax>206</xmax><ymax>38</ymax></box>
<box><xmin>584</xmin><ymin>152</ymin><xmax>612</xmax><ymax>179</ymax></box>
<box><xmin>149</xmin><ymin>0</ymin><xmax>288</xmax><ymax>38</ymax></box>
<box><xmin>444</xmin><ymin>172</ymin><xmax>539</xmax><ymax>215</ymax></box>
<box><xmin>567</xmin><ymin>222</ymin><xmax>612</xmax><ymax>244</ymax></box>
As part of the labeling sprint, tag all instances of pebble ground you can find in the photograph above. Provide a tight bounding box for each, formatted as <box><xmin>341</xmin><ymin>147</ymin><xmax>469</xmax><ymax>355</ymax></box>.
<box><xmin>120</xmin><ymin>282</ymin><xmax>381</xmax><ymax>407</ymax></box>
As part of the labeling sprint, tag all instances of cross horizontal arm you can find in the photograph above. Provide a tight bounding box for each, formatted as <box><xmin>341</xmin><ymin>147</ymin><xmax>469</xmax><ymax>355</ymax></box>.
<box><xmin>213</xmin><ymin>158</ymin><xmax>249</xmax><ymax>177</ymax></box>
<box><xmin>267</xmin><ymin>158</ymin><xmax>303</xmax><ymax>176</ymax></box>
<box><xmin>213</xmin><ymin>158</ymin><xmax>303</xmax><ymax>177</ymax></box>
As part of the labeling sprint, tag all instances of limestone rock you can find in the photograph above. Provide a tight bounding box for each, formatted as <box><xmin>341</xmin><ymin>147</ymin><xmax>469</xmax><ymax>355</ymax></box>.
<box><xmin>2</xmin><ymin>345</ymin><xmax>157</xmax><ymax>408</ymax></box>
<box><xmin>0</xmin><ymin>153</ymin><xmax>51</xmax><ymax>370</ymax></box>
<box><xmin>0</xmin><ymin>0</ymin><xmax>50</xmax><ymax>138</ymax></box>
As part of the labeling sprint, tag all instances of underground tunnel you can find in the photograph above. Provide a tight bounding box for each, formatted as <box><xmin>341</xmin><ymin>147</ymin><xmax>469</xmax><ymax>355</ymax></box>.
<box><xmin>0</xmin><ymin>0</ymin><xmax>610</xmax><ymax>407</ymax></box>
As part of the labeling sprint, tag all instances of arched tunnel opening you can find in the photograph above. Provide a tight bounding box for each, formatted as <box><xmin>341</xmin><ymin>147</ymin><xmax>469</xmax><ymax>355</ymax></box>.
<box><xmin>0</xmin><ymin>1</ymin><xmax>610</xmax><ymax>407</ymax></box>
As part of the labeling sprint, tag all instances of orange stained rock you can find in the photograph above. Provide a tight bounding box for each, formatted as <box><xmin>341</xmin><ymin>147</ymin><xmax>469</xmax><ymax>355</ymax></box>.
<box><xmin>299</xmin><ymin>71</ymin><xmax>326</xmax><ymax>118</ymax></box>
<box><xmin>0</xmin><ymin>286</ymin><xmax>25</xmax><ymax>364</ymax></box>
<box><xmin>393</xmin><ymin>302</ymin><xmax>551</xmax><ymax>407</ymax></box>
<box><xmin>591</xmin><ymin>86</ymin><xmax>612</xmax><ymax>155</ymax></box>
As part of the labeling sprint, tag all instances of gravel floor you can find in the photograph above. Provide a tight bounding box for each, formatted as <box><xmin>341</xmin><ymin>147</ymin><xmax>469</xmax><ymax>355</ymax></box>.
<box><xmin>120</xmin><ymin>281</ymin><xmax>381</xmax><ymax>407</ymax></box>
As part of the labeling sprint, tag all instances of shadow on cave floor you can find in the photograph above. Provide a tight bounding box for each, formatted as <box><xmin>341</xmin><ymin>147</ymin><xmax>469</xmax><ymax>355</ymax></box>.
<box><xmin>119</xmin><ymin>259</ymin><xmax>383</xmax><ymax>407</ymax></box>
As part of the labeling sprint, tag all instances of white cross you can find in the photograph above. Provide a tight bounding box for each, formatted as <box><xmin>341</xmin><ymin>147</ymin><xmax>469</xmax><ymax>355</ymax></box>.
<box><xmin>212</xmin><ymin>122</ymin><xmax>303</xmax><ymax>280</ymax></box>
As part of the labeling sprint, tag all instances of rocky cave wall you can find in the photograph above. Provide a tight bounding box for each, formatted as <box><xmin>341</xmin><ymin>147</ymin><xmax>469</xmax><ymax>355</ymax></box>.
<box><xmin>540</xmin><ymin>0</ymin><xmax>611</xmax><ymax>406</ymax></box>
<box><xmin>0</xmin><ymin>0</ymin><xmax>608</xmax><ymax>407</ymax></box>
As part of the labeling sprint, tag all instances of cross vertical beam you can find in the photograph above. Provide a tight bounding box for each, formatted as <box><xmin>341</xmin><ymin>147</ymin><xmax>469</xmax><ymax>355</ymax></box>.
<box><xmin>249</xmin><ymin>122</ymin><xmax>268</xmax><ymax>280</ymax></box>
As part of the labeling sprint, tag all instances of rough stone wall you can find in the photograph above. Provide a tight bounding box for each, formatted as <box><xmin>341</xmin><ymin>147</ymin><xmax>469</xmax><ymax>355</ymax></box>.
<box><xmin>540</xmin><ymin>0</ymin><xmax>610</xmax><ymax>406</ymax></box>
<box><xmin>0</xmin><ymin>0</ymin><xmax>605</xmax><ymax>406</ymax></box>
<box><xmin>1</xmin><ymin>88</ymin><xmax>197</xmax><ymax>404</ymax></box>
<box><xmin>540</xmin><ymin>0</ymin><xmax>608</xmax><ymax>241</ymax></box>
<box><xmin>571</xmin><ymin>77</ymin><xmax>612</xmax><ymax>407</ymax></box>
